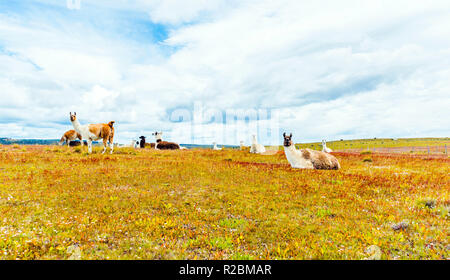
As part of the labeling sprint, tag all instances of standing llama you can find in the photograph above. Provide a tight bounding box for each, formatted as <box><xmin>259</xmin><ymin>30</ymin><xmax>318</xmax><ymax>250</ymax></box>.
<box><xmin>322</xmin><ymin>139</ymin><xmax>333</xmax><ymax>153</ymax></box>
<box><xmin>139</xmin><ymin>136</ymin><xmax>146</xmax><ymax>148</ymax></box>
<box><xmin>69</xmin><ymin>112</ymin><xmax>115</xmax><ymax>154</ymax></box>
<box><xmin>283</xmin><ymin>133</ymin><xmax>340</xmax><ymax>170</ymax></box>
<box><xmin>250</xmin><ymin>135</ymin><xmax>266</xmax><ymax>154</ymax></box>
<box><xmin>59</xmin><ymin>129</ymin><xmax>83</xmax><ymax>147</ymax></box>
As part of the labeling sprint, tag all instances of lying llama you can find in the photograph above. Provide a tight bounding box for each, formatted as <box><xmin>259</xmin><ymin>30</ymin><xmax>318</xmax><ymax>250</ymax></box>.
<box><xmin>152</xmin><ymin>131</ymin><xmax>184</xmax><ymax>150</ymax></box>
<box><xmin>70</xmin><ymin>112</ymin><xmax>115</xmax><ymax>154</ymax></box>
<box><xmin>212</xmin><ymin>142</ymin><xmax>223</xmax><ymax>150</ymax></box>
<box><xmin>240</xmin><ymin>140</ymin><xmax>245</xmax><ymax>150</ymax></box>
<box><xmin>283</xmin><ymin>133</ymin><xmax>340</xmax><ymax>170</ymax></box>
<box><xmin>250</xmin><ymin>135</ymin><xmax>266</xmax><ymax>154</ymax></box>
<box><xmin>322</xmin><ymin>139</ymin><xmax>333</xmax><ymax>153</ymax></box>
<box><xmin>59</xmin><ymin>129</ymin><xmax>82</xmax><ymax>147</ymax></box>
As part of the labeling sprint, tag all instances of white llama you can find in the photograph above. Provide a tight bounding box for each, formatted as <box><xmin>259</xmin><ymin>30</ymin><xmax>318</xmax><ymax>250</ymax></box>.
<box><xmin>131</xmin><ymin>139</ymin><xmax>139</xmax><ymax>148</ymax></box>
<box><xmin>250</xmin><ymin>135</ymin><xmax>266</xmax><ymax>154</ymax></box>
<box><xmin>322</xmin><ymin>139</ymin><xmax>333</xmax><ymax>153</ymax></box>
<box><xmin>212</xmin><ymin>142</ymin><xmax>223</xmax><ymax>150</ymax></box>
<box><xmin>283</xmin><ymin>133</ymin><xmax>340</xmax><ymax>170</ymax></box>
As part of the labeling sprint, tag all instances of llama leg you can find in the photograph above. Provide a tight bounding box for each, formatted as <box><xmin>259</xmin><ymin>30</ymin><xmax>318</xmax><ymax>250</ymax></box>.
<box><xmin>87</xmin><ymin>139</ymin><xmax>93</xmax><ymax>154</ymax></box>
<box><xmin>102</xmin><ymin>138</ymin><xmax>107</xmax><ymax>154</ymax></box>
<box><xmin>109</xmin><ymin>137</ymin><xmax>114</xmax><ymax>154</ymax></box>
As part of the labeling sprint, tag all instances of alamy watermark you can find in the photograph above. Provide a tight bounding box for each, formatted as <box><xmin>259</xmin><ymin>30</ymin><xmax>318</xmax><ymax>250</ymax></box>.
<box><xmin>169</xmin><ymin>102</ymin><xmax>282</xmax><ymax>150</ymax></box>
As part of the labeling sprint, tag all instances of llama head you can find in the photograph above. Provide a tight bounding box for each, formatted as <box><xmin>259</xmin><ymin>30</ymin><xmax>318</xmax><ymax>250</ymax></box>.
<box><xmin>322</xmin><ymin>139</ymin><xmax>326</xmax><ymax>145</ymax></box>
<box><xmin>70</xmin><ymin>112</ymin><xmax>77</xmax><ymax>122</ymax></box>
<box><xmin>139</xmin><ymin>136</ymin><xmax>146</xmax><ymax>140</ymax></box>
<box><xmin>152</xmin><ymin>131</ymin><xmax>163</xmax><ymax>141</ymax></box>
<box><xmin>283</xmin><ymin>132</ymin><xmax>293</xmax><ymax>147</ymax></box>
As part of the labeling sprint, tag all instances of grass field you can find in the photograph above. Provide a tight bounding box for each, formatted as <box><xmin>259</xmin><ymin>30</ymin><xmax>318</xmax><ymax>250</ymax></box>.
<box><xmin>0</xmin><ymin>141</ymin><xmax>448</xmax><ymax>260</ymax></box>
<box><xmin>295</xmin><ymin>137</ymin><xmax>450</xmax><ymax>151</ymax></box>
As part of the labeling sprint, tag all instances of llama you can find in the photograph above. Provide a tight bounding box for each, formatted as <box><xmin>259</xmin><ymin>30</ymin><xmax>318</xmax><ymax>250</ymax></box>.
<box><xmin>128</xmin><ymin>139</ymin><xmax>139</xmax><ymax>148</ymax></box>
<box><xmin>139</xmin><ymin>136</ymin><xmax>146</xmax><ymax>148</ymax></box>
<box><xmin>152</xmin><ymin>131</ymin><xmax>181</xmax><ymax>150</ymax></box>
<box><xmin>212</xmin><ymin>142</ymin><xmax>223</xmax><ymax>150</ymax></box>
<box><xmin>250</xmin><ymin>135</ymin><xmax>266</xmax><ymax>154</ymax></box>
<box><xmin>322</xmin><ymin>139</ymin><xmax>333</xmax><ymax>153</ymax></box>
<box><xmin>59</xmin><ymin>129</ymin><xmax>83</xmax><ymax>147</ymax></box>
<box><xmin>283</xmin><ymin>133</ymin><xmax>340</xmax><ymax>170</ymax></box>
<box><xmin>69</xmin><ymin>112</ymin><xmax>115</xmax><ymax>154</ymax></box>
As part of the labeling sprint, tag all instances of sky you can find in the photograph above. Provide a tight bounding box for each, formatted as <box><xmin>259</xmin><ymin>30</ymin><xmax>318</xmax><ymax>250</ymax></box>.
<box><xmin>0</xmin><ymin>0</ymin><xmax>449</xmax><ymax>145</ymax></box>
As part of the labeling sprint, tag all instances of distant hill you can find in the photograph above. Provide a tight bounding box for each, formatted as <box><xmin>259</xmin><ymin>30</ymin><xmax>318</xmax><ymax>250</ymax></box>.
<box><xmin>294</xmin><ymin>137</ymin><xmax>450</xmax><ymax>151</ymax></box>
<box><xmin>0</xmin><ymin>138</ymin><xmax>100</xmax><ymax>145</ymax></box>
<box><xmin>0</xmin><ymin>138</ymin><xmax>60</xmax><ymax>145</ymax></box>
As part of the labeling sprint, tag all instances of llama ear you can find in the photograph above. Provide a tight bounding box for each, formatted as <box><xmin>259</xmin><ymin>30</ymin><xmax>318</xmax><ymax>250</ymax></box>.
<box><xmin>290</xmin><ymin>133</ymin><xmax>292</xmax><ymax>138</ymax></box>
<box><xmin>74</xmin><ymin>112</ymin><xmax>76</xmax><ymax>116</ymax></box>
<box><xmin>283</xmin><ymin>132</ymin><xmax>286</xmax><ymax>137</ymax></box>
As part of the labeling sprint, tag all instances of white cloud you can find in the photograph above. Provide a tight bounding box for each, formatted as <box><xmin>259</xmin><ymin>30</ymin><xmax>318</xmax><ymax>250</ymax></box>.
<box><xmin>0</xmin><ymin>0</ymin><xmax>449</xmax><ymax>144</ymax></box>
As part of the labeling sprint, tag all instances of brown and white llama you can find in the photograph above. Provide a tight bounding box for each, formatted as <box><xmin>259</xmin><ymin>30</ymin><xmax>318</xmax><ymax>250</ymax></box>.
<box><xmin>152</xmin><ymin>131</ymin><xmax>182</xmax><ymax>150</ymax></box>
<box><xmin>59</xmin><ymin>129</ymin><xmax>83</xmax><ymax>147</ymax></box>
<box><xmin>69</xmin><ymin>112</ymin><xmax>115</xmax><ymax>154</ymax></box>
<box><xmin>283</xmin><ymin>133</ymin><xmax>340</xmax><ymax>170</ymax></box>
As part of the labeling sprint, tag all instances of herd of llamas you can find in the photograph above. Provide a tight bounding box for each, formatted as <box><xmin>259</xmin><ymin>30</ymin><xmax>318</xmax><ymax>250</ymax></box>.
<box><xmin>59</xmin><ymin>112</ymin><xmax>340</xmax><ymax>170</ymax></box>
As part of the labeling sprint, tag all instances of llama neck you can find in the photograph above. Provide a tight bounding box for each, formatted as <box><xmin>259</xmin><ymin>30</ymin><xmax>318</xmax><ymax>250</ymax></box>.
<box><xmin>71</xmin><ymin>119</ymin><xmax>82</xmax><ymax>133</ymax></box>
<box><xmin>285</xmin><ymin>145</ymin><xmax>305</xmax><ymax>159</ymax></box>
<box><xmin>284</xmin><ymin>144</ymin><xmax>297</xmax><ymax>153</ymax></box>
<box><xmin>284</xmin><ymin>144</ymin><xmax>313</xmax><ymax>169</ymax></box>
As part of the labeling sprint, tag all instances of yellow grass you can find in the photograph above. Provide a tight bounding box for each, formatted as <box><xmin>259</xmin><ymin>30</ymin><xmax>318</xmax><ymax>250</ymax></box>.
<box><xmin>0</xmin><ymin>144</ymin><xmax>448</xmax><ymax>260</ymax></box>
